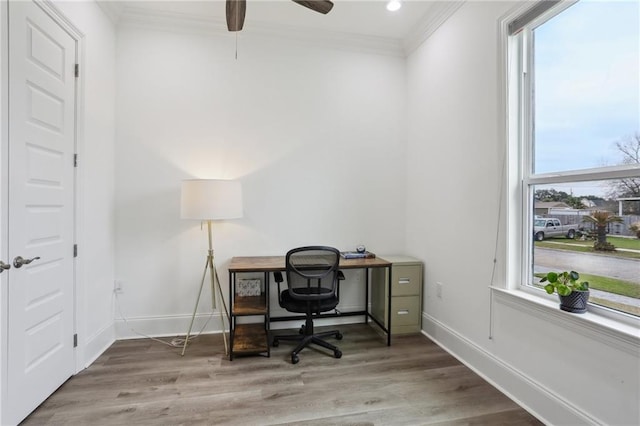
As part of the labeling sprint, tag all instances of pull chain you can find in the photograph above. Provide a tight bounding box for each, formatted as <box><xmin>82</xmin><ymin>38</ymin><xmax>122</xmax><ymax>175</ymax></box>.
<box><xmin>234</xmin><ymin>4</ymin><xmax>239</xmax><ymax>60</ymax></box>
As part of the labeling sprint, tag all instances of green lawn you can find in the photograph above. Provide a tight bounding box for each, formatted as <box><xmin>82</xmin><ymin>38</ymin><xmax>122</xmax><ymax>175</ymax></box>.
<box><xmin>534</xmin><ymin>272</ymin><xmax>639</xmax><ymax>299</ymax></box>
<box><xmin>564</xmin><ymin>236</ymin><xmax>640</xmax><ymax>250</ymax></box>
<box><xmin>590</xmin><ymin>297</ymin><xmax>640</xmax><ymax>316</ymax></box>
<box><xmin>604</xmin><ymin>236</ymin><xmax>640</xmax><ymax>250</ymax></box>
<box><xmin>535</xmin><ymin>236</ymin><xmax>640</xmax><ymax>260</ymax></box>
<box><xmin>579</xmin><ymin>273</ymin><xmax>640</xmax><ymax>299</ymax></box>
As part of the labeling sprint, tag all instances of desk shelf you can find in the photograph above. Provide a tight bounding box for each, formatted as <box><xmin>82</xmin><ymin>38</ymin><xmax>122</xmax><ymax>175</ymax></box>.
<box><xmin>229</xmin><ymin>272</ymin><xmax>271</xmax><ymax>360</ymax></box>
<box><xmin>233</xmin><ymin>294</ymin><xmax>268</xmax><ymax>316</ymax></box>
<box><xmin>231</xmin><ymin>323</ymin><xmax>269</xmax><ymax>355</ymax></box>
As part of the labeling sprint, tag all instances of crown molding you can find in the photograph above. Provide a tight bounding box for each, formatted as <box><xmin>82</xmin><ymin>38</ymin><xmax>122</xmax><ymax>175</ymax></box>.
<box><xmin>245</xmin><ymin>21</ymin><xmax>405</xmax><ymax>57</ymax></box>
<box><xmin>403</xmin><ymin>0</ymin><xmax>466</xmax><ymax>55</ymax></box>
<box><xmin>96</xmin><ymin>0</ymin><xmax>125</xmax><ymax>26</ymax></box>
<box><xmin>102</xmin><ymin>2</ymin><xmax>465</xmax><ymax>58</ymax></box>
<box><xmin>117</xmin><ymin>6</ymin><xmax>228</xmax><ymax>35</ymax></box>
<box><xmin>116</xmin><ymin>5</ymin><xmax>405</xmax><ymax>57</ymax></box>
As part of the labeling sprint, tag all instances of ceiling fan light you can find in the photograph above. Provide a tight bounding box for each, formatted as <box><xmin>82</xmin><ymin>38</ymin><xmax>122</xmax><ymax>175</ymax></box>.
<box><xmin>386</xmin><ymin>0</ymin><xmax>401</xmax><ymax>12</ymax></box>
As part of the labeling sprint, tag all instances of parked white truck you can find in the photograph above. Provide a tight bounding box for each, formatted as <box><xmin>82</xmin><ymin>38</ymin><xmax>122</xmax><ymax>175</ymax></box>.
<box><xmin>533</xmin><ymin>218</ymin><xmax>579</xmax><ymax>241</ymax></box>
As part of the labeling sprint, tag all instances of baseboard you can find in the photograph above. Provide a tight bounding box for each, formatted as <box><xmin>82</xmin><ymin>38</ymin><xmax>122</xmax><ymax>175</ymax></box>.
<box><xmin>114</xmin><ymin>312</ymin><xmax>229</xmax><ymax>340</ymax></box>
<box><xmin>82</xmin><ymin>322</ymin><xmax>116</xmax><ymax>368</ymax></box>
<box><xmin>115</xmin><ymin>302</ymin><xmax>368</xmax><ymax>339</ymax></box>
<box><xmin>421</xmin><ymin>313</ymin><xmax>598</xmax><ymax>426</ymax></box>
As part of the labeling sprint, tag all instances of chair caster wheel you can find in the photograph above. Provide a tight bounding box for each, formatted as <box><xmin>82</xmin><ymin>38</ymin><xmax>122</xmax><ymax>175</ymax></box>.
<box><xmin>336</xmin><ymin>332</ymin><xmax>343</xmax><ymax>340</ymax></box>
<box><xmin>272</xmin><ymin>339</ymin><xmax>279</xmax><ymax>347</ymax></box>
<box><xmin>334</xmin><ymin>350</ymin><xmax>342</xmax><ymax>359</ymax></box>
<box><xmin>291</xmin><ymin>354</ymin><xmax>299</xmax><ymax>364</ymax></box>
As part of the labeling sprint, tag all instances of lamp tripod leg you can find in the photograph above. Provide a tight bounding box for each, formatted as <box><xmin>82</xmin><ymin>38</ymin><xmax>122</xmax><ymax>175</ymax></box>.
<box><xmin>182</xmin><ymin>221</ymin><xmax>231</xmax><ymax>357</ymax></box>
<box><xmin>181</xmin><ymin>256</ymin><xmax>210</xmax><ymax>356</ymax></box>
<box><xmin>213</xmin><ymin>264</ymin><xmax>230</xmax><ymax>356</ymax></box>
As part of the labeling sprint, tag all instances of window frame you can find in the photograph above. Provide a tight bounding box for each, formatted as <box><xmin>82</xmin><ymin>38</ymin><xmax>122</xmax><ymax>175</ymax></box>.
<box><xmin>503</xmin><ymin>0</ymin><xmax>640</xmax><ymax>329</ymax></box>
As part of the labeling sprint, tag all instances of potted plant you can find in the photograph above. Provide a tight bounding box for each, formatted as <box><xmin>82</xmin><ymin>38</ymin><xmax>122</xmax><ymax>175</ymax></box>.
<box><xmin>540</xmin><ymin>271</ymin><xmax>589</xmax><ymax>314</ymax></box>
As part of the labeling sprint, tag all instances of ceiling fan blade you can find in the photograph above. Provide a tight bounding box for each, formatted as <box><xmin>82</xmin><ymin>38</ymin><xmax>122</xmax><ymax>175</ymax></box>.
<box><xmin>292</xmin><ymin>0</ymin><xmax>334</xmax><ymax>15</ymax></box>
<box><xmin>226</xmin><ymin>0</ymin><xmax>246</xmax><ymax>32</ymax></box>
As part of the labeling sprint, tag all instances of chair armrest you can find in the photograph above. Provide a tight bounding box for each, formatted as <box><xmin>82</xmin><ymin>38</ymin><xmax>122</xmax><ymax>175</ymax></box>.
<box><xmin>274</xmin><ymin>271</ymin><xmax>284</xmax><ymax>304</ymax></box>
<box><xmin>336</xmin><ymin>270</ymin><xmax>345</xmax><ymax>300</ymax></box>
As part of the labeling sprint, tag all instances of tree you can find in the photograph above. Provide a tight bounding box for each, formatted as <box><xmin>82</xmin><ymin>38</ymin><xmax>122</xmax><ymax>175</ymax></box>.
<box><xmin>607</xmin><ymin>133</ymin><xmax>640</xmax><ymax>203</ymax></box>
<box><xmin>582</xmin><ymin>211</ymin><xmax>623</xmax><ymax>251</ymax></box>
<box><xmin>535</xmin><ymin>188</ymin><xmax>567</xmax><ymax>202</ymax></box>
<box><xmin>534</xmin><ymin>189</ymin><xmax>586</xmax><ymax>209</ymax></box>
<box><xmin>565</xmin><ymin>195</ymin><xmax>585</xmax><ymax>209</ymax></box>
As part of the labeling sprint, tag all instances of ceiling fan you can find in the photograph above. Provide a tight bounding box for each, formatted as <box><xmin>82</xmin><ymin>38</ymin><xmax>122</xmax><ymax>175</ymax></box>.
<box><xmin>226</xmin><ymin>0</ymin><xmax>335</xmax><ymax>32</ymax></box>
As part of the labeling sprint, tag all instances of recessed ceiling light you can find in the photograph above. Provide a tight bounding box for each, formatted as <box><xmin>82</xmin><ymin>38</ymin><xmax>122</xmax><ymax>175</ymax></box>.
<box><xmin>386</xmin><ymin>1</ymin><xmax>402</xmax><ymax>12</ymax></box>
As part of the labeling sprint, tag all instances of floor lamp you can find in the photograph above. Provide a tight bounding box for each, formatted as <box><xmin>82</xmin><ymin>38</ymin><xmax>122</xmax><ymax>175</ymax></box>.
<box><xmin>180</xmin><ymin>179</ymin><xmax>243</xmax><ymax>356</ymax></box>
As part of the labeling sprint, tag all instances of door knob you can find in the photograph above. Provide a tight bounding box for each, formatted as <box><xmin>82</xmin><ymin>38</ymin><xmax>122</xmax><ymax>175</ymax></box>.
<box><xmin>0</xmin><ymin>261</ymin><xmax>10</xmax><ymax>273</ymax></box>
<box><xmin>12</xmin><ymin>256</ymin><xmax>40</xmax><ymax>268</ymax></box>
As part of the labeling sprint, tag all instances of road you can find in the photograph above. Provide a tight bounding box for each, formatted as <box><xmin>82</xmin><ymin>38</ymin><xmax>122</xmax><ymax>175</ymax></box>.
<box><xmin>534</xmin><ymin>247</ymin><xmax>639</xmax><ymax>283</ymax></box>
<box><xmin>534</xmin><ymin>247</ymin><xmax>639</xmax><ymax>307</ymax></box>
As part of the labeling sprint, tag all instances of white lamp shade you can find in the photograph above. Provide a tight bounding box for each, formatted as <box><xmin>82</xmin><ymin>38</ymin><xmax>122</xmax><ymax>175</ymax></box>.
<box><xmin>181</xmin><ymin>179</ymin><xmax>243</xmax><ymax>220</ymax></box>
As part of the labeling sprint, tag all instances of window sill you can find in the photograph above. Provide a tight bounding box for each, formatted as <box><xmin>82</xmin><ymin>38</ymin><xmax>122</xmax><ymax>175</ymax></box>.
<box><xmin>491</xmin><ymin>287</ymin><xmax>640</xmax><ymax>356</ymax></box>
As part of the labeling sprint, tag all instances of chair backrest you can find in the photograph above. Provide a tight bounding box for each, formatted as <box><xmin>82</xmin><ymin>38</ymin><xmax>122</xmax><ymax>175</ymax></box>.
<box><xmin>285</xmin><ymin>246</ymin><xmax>340</xmax><ymax>302</ymax></box>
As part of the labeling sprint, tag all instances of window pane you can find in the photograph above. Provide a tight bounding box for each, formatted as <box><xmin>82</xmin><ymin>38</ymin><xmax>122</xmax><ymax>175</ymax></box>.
<box><xmin>530</xmin><ymin>183</ymin><xmax>640</xmax><ymax>317</ymax></box>
<box><xmin>533</xmin><ymin>0</ymin><xmax>640</xmax><ymax>174</ymax></box>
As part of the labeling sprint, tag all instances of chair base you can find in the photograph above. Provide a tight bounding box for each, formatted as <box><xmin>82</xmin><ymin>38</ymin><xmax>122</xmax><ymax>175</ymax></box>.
<box><xmin>272</xmin><ymin>321</ymin><xmax>342</xmax><ymax>364</ymax></box>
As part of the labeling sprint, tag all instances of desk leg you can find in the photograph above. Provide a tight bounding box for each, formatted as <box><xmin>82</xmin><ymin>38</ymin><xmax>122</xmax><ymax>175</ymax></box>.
<box><xmin>264</xmin><ymin>271</ymin><xmax>271</xmax><ymax>357</ymax></box>
<box><xmin>386</xmin><ymin>264</ymin><xmax>392</xmax><ymax>346</ymax></box>
<box><xmin>364</xmin><ymin>267</ymin><xmax>369</xmax><ymax>325</ymax></box>
<box><xmin>229</xmin><ymin>270</ymin><xmax>234</xmax><ymax>361</ymax></box>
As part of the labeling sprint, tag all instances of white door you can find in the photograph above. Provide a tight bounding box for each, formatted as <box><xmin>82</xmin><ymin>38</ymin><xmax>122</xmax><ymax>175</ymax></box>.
<box><xmin>5</xmin><ymin>1</ymin><xmax>76</xmax><ymax>424</ymax></box>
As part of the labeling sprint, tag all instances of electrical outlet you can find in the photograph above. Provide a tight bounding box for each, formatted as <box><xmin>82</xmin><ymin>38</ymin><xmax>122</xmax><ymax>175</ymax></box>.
<box><xmin>436</xmin><ymin>282</ymin><xmax>443</xmax><ymax>299</ymax></box>
<box><xmin>114</xmin><ymin>280</ymin><xmax>123</xmax><ymax>293</ymax></box>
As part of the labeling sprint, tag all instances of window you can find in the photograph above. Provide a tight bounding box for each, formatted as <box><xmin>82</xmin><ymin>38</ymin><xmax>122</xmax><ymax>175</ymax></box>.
<box><xmin>508</xmin><ymin>1</ymin><xmax>640</xmax><ymax>319</ymax></box>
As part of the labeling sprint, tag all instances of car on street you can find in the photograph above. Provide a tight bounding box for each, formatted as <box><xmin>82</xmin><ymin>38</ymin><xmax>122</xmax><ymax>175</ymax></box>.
<box><xmin>533</xmin><ymin>218</ymin><xmax>579</xmax><ymax>241</ymax></box>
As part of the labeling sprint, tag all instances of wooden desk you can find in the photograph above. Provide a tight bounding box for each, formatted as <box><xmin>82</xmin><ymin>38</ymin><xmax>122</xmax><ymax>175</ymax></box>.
<box><xmin>228</xmin><ymin>255</ymin><xmax>392</xmax><ymax>360</ymax></box>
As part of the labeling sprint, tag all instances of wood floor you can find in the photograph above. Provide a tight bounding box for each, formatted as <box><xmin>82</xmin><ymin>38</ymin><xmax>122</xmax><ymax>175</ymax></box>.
<box><xmin>22</xmin><ymin>324</ymin><xmax>542</xmax><ymax>425</ymax></box>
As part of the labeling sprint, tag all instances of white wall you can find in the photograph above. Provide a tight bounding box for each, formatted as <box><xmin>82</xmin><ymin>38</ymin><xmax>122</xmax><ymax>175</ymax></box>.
<box><xmin>406</xmin><ymin>2</ymin><xmax>639</xmax><ymax>425</ymax></box>
<box><xmin>52</xmin><ymin>0</ymin><xmax>117</xmax><ymax>367</ymax></box>
<box><xmin>114</xmin><ymin>27</ymin><xmax>407</xmax><ymax>336</ymax></box>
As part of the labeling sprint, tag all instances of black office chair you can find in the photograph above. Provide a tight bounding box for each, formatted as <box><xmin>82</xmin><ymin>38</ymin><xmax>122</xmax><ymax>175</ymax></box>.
<box><xmin>273</xmin><ymin>246</ymin><xmax>343</xmax><ymax>364</ymax></box>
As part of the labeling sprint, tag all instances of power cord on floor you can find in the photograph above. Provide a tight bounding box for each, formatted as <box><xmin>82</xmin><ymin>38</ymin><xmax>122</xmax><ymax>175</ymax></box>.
<box><xmin>113</xmin><ymin>290</ymin><xmax>216</xmax><ymax>350</ymax></box>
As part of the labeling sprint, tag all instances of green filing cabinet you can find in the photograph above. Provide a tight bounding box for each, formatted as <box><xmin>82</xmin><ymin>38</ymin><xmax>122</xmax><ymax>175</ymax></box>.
<box><xmin>371</xmin><ymin>256</ymin><xmax>423</xmax><ymax>335</ymax></box>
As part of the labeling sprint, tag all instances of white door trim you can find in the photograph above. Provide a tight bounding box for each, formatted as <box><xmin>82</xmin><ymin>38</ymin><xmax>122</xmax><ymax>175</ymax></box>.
<box><xmin>0</xmin><ymin>0</ymin><xmax>10</xmax><ymax>419</ymax></box>
<box><xmin>35</xmin><ymin>0</ymin><xmax>87</xmax><ymax>375</ymax></box>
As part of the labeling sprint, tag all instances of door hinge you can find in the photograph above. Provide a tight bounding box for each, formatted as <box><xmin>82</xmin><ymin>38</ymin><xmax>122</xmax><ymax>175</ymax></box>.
<box><xmin>73</xmin><ymin>334</ymin><xmax>78</xmax><ymax>348</ymax></box>
<box><xmin>73</xmin><ymin>244</ymin><xmax>78</xmax><ymax>258</ymax></box>
<box><xmin>75</xmin><ymin>64</ymin><xmax>79</xmax><ymax>78</ymax></box>
<box><xmin>74</xmin><ymin>153</ymin><xmax>78</xmax><ymax>167</ymax></box>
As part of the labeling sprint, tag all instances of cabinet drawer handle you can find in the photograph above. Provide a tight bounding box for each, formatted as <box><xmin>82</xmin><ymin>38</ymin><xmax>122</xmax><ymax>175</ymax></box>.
<box><xmin>398</xmin><ymin>278</ymin><xmax>410</xmax><ymax>285</ymax></box>
<box><xmin>397</xmin><ymin>309</ymin><xmax>410</xmax><ymax>315</ymax></box>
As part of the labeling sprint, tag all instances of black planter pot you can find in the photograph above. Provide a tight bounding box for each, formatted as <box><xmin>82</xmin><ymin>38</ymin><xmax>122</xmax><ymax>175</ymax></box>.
<box><xmin>558</xmin><ymin>290</ymin><xmax>590</xmax><ymax>314</ymax></box>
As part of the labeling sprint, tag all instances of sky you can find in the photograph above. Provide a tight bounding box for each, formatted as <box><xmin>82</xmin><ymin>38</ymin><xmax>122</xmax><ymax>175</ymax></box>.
<box><xmin>533</xmin><ymin>0</ymin><xmax>639</xmax><ymax>196</ymax></box>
